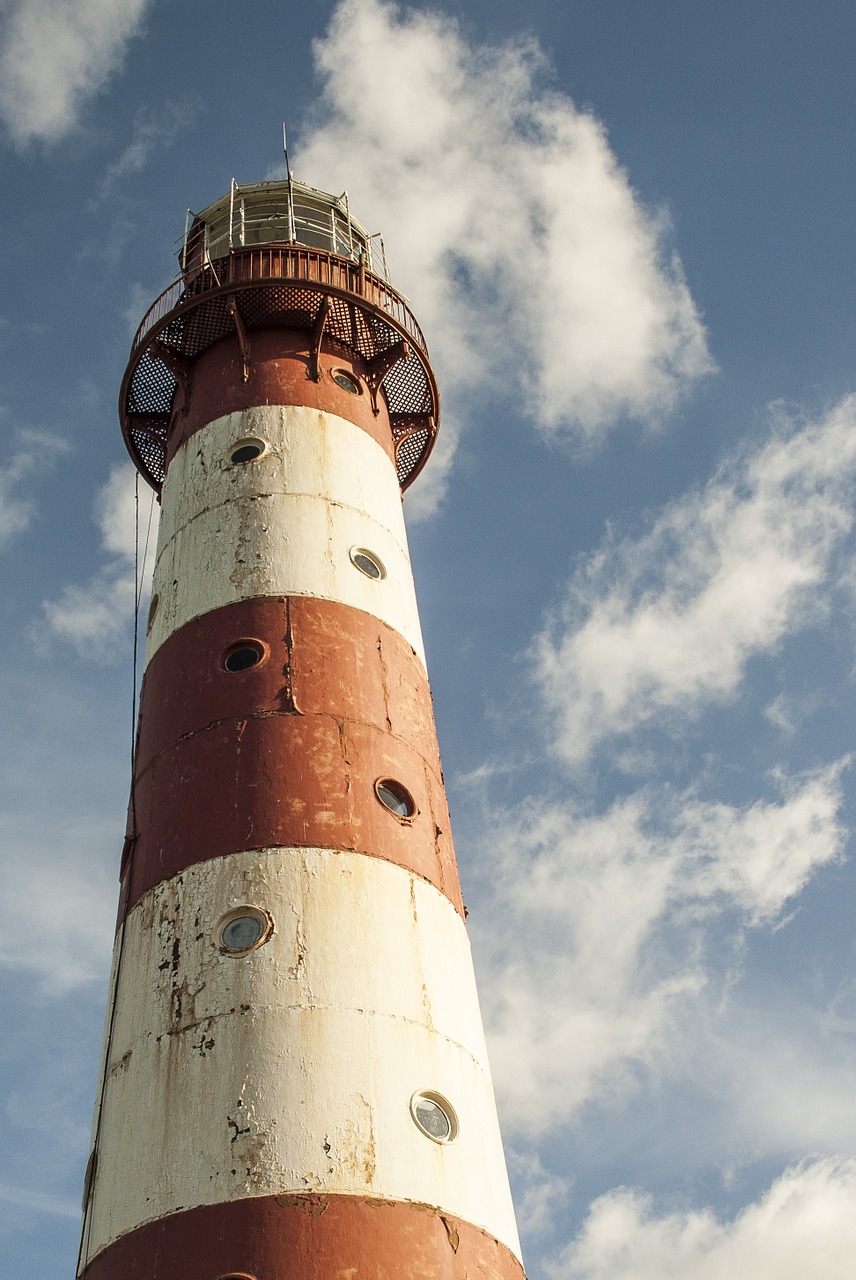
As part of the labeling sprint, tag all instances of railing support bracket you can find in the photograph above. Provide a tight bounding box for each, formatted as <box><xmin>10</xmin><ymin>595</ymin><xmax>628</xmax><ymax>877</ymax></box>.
<box><xmin>309</xmin><ymin>295</ymin><xmax>332</xmax><ymax>382</ymax></box>
<box><xmin>227</xmin><ymin>296</ymin><xmax>252</xmax><ymax>382</ymax></box>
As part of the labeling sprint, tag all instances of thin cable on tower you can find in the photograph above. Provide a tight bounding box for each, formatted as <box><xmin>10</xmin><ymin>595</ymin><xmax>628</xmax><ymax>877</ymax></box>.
<box><xmin>75</xmin><ymin>473</ymin><xmax>155</xmax><ymax>1277</ymax></box>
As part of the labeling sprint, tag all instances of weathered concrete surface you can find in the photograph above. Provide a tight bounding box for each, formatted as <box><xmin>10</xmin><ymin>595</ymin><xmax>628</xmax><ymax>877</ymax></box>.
<box><xmin>146</xmin><ymin>404</ymin><xmax>424</xmax><ymax>666</ymax></box>
<box><xmin>125</xmin><ymin>705</ymin><xmax>460</xmax><ymax>917</ymax></box>
<box><xmin>83</xmin><ymin>1194</ymin><xmax>527</xmax><ymax>1280</ymax></box>
<box><xmin>126</xmin><ymin>593</ymin><xmax>457</xmax><ymax>915</ymax></box>
<box><xmin>82</xmin><ymin>283</ymin><xmax>524</xmax><ymax>1280</ymax></box>
<box><xmin>86</xmin><ymin>849</ymin><xmax>520</xmax><ymax>1265</ymax></box>
<box><xmin>137</xmin><ymin>595</ymin><xmax>439</xmax><ymax>775</ymax></box>
<box><xmin>166</xmin><ymin>328</ymin><xmax>398</xmax><ymax>469</ymax></box>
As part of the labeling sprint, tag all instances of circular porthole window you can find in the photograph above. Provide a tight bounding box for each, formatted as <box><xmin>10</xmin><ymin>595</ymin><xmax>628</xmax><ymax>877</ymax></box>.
<box><xmin>332</xmin><ymin>369</ymin><xmax>361</xmax><ymax>395</ymax></box>
<box><xmin>375</xmin><ymin>778</ymin><xmax>416</xmax><ymax>820</ymax></box>
<box><xmin>215</xmin><ymin>906</ymin><xmax>272</xmax><ymax>955</ymax></box>
<box><xmin>146</xmin><ymin>592</ymin><xmax>159</xmax><ymax>634</ymax></box>
<box><xmin>222</xmin><ymin>641</ymin><xmax>265</xmax><ymax>673</ymax></box>
<box><xmin>349</xmin><ymin>547</ymin><xmax>386</xmax><ymax>580</ymax></box>
<box><xmin>81</xmin><ymin>1148</ymin><xmax>97</xmax><ymax>1210</ymax></box>
<box><xmin>410</xmin><ymin>1091</ymin><xmax>458</xmax><ymax>1144</ymax></box>
<box><xmin>229</xmin><ymin>438</ymin><xmax>266</xmax><ymax>465</ymax></box>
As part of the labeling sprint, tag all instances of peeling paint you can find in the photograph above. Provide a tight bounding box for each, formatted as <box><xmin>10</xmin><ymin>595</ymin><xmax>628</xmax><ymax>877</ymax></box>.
<box><xmin>87</xmin><ymin>848</ymin><xmax>517</xmax><ymax>1262</ymax></box>
<box><xmin>147</xmin><ymin>407</ymin><xmax>424</xmax><ymax>667</ymax></box>
<box><xmin>441</xmin><ymin>1214</ymin><xmax>461</xmax><ymax>1252</ymax></box>
<box><xmin>83</xmin><ymin>328</ymin><xmax>523</xmax><ymax>1276</ymax></box>
<box><xmin>83</xmin><ymin>1194</ymin><xmax>526</xmax><ymax>1279</ymax></box>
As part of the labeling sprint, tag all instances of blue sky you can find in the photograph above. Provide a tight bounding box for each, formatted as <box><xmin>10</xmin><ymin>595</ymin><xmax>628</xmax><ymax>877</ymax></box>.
<box><xmin>2</xmin><ymin>1</ymin><xmax>856</xmax><ymax>1276</ymax></box>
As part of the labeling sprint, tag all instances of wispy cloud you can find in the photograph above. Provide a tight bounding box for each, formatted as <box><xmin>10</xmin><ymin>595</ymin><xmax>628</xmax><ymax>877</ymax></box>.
<box><xmin>0</xmin><ymin>429</ymin><xmax>70</xmax><ymax>550</ymax></box>
<box><xmin>550</xmin><ymin>1158</ymin><xmax>856</xmax><ymax>1280</ymax></box>
<box><xmin>473</xmin><ymin>763</ymin><xmax>847</xmax><ymax>1137</ymax></box>
<box><xmin>535</xmin><ymin>396</ymin><xmax>856</xmax><ymax>765</ymax></box>
<box><xmin>0</xmin><ymin>800</ymin><xmax>117</xmax><ymax>996</ymax></box>
<box><xmin>298</xmin><ymin>0</ymin><xmax>712</xmax><ymax>514</ymax></box>
<box><xmin>507</xmin><ymin>1149</ymin><xmax>572</xmax><ymax>1242</ymax></box>
<box><xmin>0</xmin><ymin>0</ymin><xmax>152</xmax><ymax>146</ymax></box>
<box><xmin>0</xmin><ymin>1180</ymin><xmax>80</xmax><ymax>1220</ymax></box>
<box><xmin>95</xmin><ymin>98</ymin><xmax>199</xmax><ymax>202</ymax></box>
<box><xmin>42</xmin><ymin>462</ymin><xmax>158</xmax><ymax>661</ymax></box>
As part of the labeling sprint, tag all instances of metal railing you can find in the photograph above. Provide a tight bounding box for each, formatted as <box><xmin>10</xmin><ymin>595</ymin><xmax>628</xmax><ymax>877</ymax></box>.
<box><xmin>131</xmin><ymin>247</ymin><xmax>426</xmax><ymax>355</ymax></box>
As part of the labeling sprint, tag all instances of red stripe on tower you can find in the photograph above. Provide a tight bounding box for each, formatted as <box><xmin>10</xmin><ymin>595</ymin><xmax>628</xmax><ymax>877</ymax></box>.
<box><xmin>78</xmin><ymin>178</ymin><xmax>526</xmax><ymax>1280</ymax></box>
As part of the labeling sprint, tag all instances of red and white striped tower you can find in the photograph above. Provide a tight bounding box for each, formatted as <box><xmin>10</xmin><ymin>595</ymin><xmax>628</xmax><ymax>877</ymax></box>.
<box><xmin>78</xmin><ymin>179</ymin><xmax>525</xmax><ymax>1280</ymax></box>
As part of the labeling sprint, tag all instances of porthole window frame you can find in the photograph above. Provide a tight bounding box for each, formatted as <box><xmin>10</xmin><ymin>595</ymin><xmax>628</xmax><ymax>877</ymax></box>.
<box><xmin>409</xmin><ymin>1090</ymin><xmax>459</xmax><ymax>1145</ymax></box>
<box><xmin>81</xmin><ymin>1147</ymin><xmax>98</xmax><ymax>1210</ymax></box>
<box><xmin>331</xmin><ymin>368</ymin><xmax>363</xmax><ymax>396</ymax></box>
<box><xmin>375</xmin><ymin>777</ymin><xmax>417</xmax><ymax>823</ymax></box>
<box><xmin>221</xmin><ymin>639</ymin><xmax>268</xmax><ymax>674</ymax></box>
<box><xmin>349</xmin><ymin>546</ymin><xmax>387</xmax><ymax>581</ymax></box>
<box><xmin>146</xmin><ymin>592</ymin><xmax>159</xmax><ymax>635</ymax></box>
<box><xmin>228</xmin><ymin>436</ymin><xmax>268</xmax><ymax>466</ymax></box>
<box><xmin>214</xmin><ymin>905</ymin><xmax>273</xmax><ymax>957</ymax></box>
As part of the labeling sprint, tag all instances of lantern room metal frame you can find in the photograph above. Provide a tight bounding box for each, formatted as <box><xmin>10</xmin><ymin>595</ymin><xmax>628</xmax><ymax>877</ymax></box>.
<box><xmin>121</xmin><ymin>179</ymin><xmax>439</xmax><ymax>493</ymax></box>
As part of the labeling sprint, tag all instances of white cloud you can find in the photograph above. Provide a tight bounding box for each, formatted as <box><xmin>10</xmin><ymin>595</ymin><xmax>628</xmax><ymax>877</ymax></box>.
<box><xmin>0</xmin><ymin>0</ymin><xmax>152</xmax><ymax>146</ymax></box>
<box><xmin>121</xmin><ymin>281</ymin><xmax>159</xmax><ymax>338</ymax></box>
<box><xmin>473</xmin><ymin>764</ymin><xmax>846</xmax><ymax>1137</ymax></box>
<box><xmin>698</xmin><ymin>993</ymin><xmax>856</xmax><ymax>1160</ymax></box>
<box><xmin>42</xmin><ymin>463</ymin><xmax>158</xmax><ymax>661</ymax></box>
<box><xmin>95</xmin><ymin>98</ymin><xmax>199</xmax><ymax>201</ymax></box>
<box><xmin>96</xmin><ymin>460</ymin><xmax>147</xmax><ymax>558</ymax></box>
<box><xmin>42</xmin><ymin>571</ymin><xmax>137</xmax><ymax>658</ymax></box>
<box><xmin>0</xmin><ymin>429</ymin><xmax>69</xmax><ymax>549</ymax></box>
<box><xmin>550</xmin><ymin>1159</ymin><xmax>856</xmax><ymax>1280</ymax></box>
<box><xmin>507</xmin><ymin>1149</ymin><xmax>572</xmax><ymax>1241</ymax></box>
<box><xmin>0</xmin><ymin>1180</ymin><xmax>80</xmax><ymax>1220</ymax></box>
<box><xmin>0</xmin><ymin>816</ymin><xmax>115</xmax><ymax>996</ymax></box>
<box><xmin>536</xmin><ymin>397</ymin><xmax>856</xmax><ymax>764</ymax></box>
<box><xmin>297</xmin><ymin>0</ymin><xmax>712</xmax><ymax>514</ymax></box>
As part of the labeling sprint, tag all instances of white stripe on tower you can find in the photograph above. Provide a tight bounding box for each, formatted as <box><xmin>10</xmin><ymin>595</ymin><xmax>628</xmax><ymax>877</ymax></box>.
<box><xmin>84</xmin><ymin>848</ymin><xmax>520</xmax><ymax>1260</ymax></box>
<box><xmin>146</xmin><ymin>406</ymin><xmax>427</xmax><ymax>667</ymax></box>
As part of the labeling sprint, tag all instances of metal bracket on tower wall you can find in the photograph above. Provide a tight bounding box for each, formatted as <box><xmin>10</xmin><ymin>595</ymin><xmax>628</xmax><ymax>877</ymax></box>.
<box><xmin>227</xmin><ymin>297</ymin><xmax>252</xmax><ymax>383</ymax></box>
<box><xmin>366</xmin><ymin>340</ymin><xmax>409</xmax><ymax>417</ymax></box>
<box><xmin>151</xmin><ymin>339</ymin><xmax>192</xmax><ymax>417</ymax></box>
<box><xmin>309</xmin><ymin>295</ymin><xmax>332</xmax><ymax>382</ymax></box>
<box><xmin>151</xmin><ymin>339</ymin><xmax>191</xmax><ymax>390</ymax></box>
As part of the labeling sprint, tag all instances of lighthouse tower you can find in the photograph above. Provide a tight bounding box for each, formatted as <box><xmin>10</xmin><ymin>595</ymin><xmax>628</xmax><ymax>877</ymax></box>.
<box><xmin>78</xmin><ymin>178</ymin><xmax>525</xmax><ymax>1280</ymax></box>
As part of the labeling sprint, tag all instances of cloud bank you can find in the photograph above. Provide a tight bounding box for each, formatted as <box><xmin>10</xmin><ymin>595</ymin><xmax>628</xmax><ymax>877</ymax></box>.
<box><xmin>0</xmin><ymin>818</ymin><xmax>116</xmax><ymax>995</ymax></box>
<box><xmin>474</xmin><ymin>764</ymin><xmax>847</xmax><ymax>1137</ymax></box>
<box><xmin>536</xmin><ymin>396</ymin><xmax>856</xmax><ymax>764</ymax></box>
<box><xmin>0</xmin><ymin>0</ymin><xmax>152</xmax><ymax>145</ymax></box>
<box><xmin>42</xmin><ymin>463</ymin><xmax>158</xmax><ymax>660</ymax></box>
<box><xmin>95</xmin><ymin>98</ymin><xmax>198</xmax><ymax>202</ymax></box>
<box><xmin>551</xmin><ymin>1158</ymin><xmax>856</xmax><ymax>1280</ymax></box>
<box><xmin>0</xmin><ymin>429</ymin><xmax>70</xmax><ymax>549</ymax></box>
<box><xmin>298</xmin><ymin>0</ymin><xmax>712</xmax><ymax>511</ymax></box>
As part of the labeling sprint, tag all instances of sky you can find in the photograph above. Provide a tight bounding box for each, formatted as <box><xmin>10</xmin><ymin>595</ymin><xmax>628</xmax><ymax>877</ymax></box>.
<box><xmin>2</xmin><ymin>0</ymin><xmax>856</xmax><ymax>1276</ymax></box>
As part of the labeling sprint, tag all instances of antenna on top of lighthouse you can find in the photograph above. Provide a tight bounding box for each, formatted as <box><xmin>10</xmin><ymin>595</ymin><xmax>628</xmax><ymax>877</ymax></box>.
<box><xmin>282</xmin><ymin>121</ymin><xmax>297</xmax><ymax>243</ymax></box>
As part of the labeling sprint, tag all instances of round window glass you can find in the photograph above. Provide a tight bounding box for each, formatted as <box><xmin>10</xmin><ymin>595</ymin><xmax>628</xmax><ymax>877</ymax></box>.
<box><xmin>230</xmin><ymin>438</ymin><xmax>266</xmax><ymax>464</ymax></box>
<box><xmin>350</xmin><ymin>547</ymin><xmax>386</xmax><ymax>580</ymax></box>
<box><xmin>81</xmin><ymin>1149</ymin><xmax>97</xmax><ymax>1210</ymax></box>
<box><xmin>223</xmin><ymin>642</ymin><xmax>264</xmax><ymax>673</ymax></box>
<box><xmin>216</xmin><ymin>906</ymin><xmax>271</xmax><ymax>955</ymax></box>
<box><xmin>411</xmin><ymin>1092</ymin><xmax>458</xmax><ymax>1143</ymax></box>
<box><xmin>376</xmin><ymin>779</ymin><xmax>416</xmax><ymax>819</ymax></box>
<box><xmin>332</xmin><ymin>369</ymin><xmax>360</xmax><ymax>395</ymax></box>
<box><xmin>146</xmin><ymin>592</ymin><xmax>159</xmax><ymax>635</ymax></box>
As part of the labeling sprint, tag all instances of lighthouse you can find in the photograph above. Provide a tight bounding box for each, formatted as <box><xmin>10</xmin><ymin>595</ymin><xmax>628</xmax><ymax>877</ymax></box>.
<box><xmin>78</xmin><ymin>177</ymin><xmax>525</xmax><ymax>1280</ymax></box>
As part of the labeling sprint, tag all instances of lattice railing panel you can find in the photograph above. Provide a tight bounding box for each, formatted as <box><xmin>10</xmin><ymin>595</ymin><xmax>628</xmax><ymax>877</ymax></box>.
<box><xmin>121</xmin><ymin>249</ymin><xmax>438</xmax><ymax>493</ymax></box>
